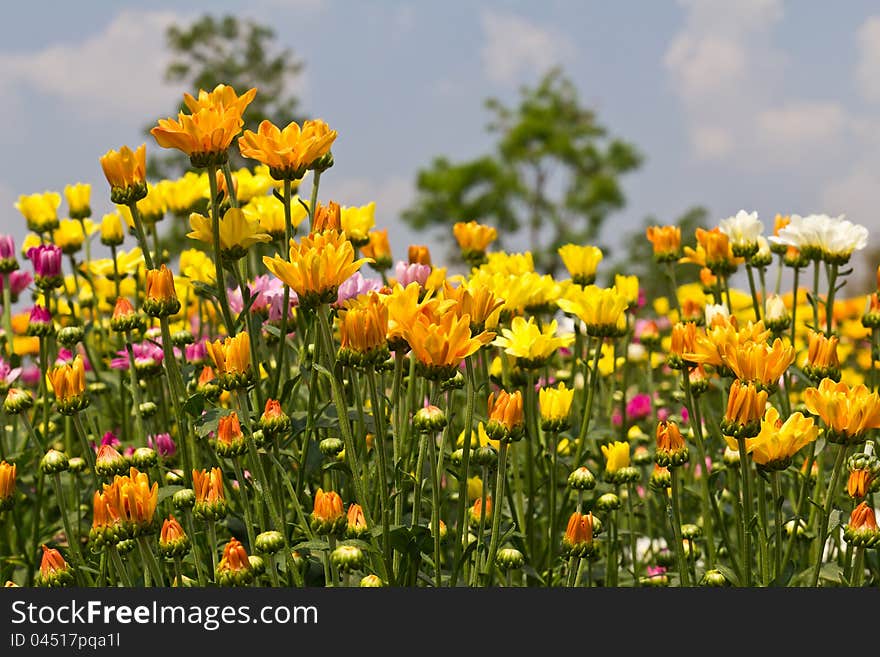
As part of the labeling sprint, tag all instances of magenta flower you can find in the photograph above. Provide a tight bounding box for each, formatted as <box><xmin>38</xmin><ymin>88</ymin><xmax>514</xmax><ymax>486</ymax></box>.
<box><xmin>148</xmin><ymin>433</ymin><xmax>176</xmax><ymax>458</ymax></box>
<box><xmin>267</xmin><ymin>286</ymin><xmax>297</xmax><ymax>322</ymax></box>
<box><xmin>27</xmin><ymin>244</ymin><xmax>63</xmax><ymax>279</ymax></box>
<box><xmin>0</xmin><ymin>235</ymin><xmax>16</xmax><ymax>261</ymax></box>
<box><xmin>227</xmin><ymin>287</ymin><xmax>244</xmax><ymax>314</ymax></box>
<box><xmin>334</xmin><ymin>272</ymin><xmax>383</xmax><ymax>307</ymax></box>
<box><xmin>394</xmin><ymin>261</ymin><xmax>430</xmax><ymax>288</ymax></box>
<box><xmin>249</xmin><ymin>275</ymin><xmax>283</xmax><ymax>314</ymax></box>
<box><xmin>92</xmin><ymin>431</ymin><xmax>121</xmax><ymax>453</ymax></box>
<box><xmin>29</xmin><ymin>304</ymin><xmax>51</xmax><ymax>323</ymax></box>
<box><xmin>110</xmin><ymin>341</ymin><xmax>164</xmax><ymax>374</ymax></box>
<box><xmin>0</xmin><ymin>357</ymin><xmax>21</xmax><ymax>387</ymax></box>
<box><xmin>55</xmin><ymin>348</ymin><xmax>92</xmax><ymax>371</ymax></box>
<box><xmin>185</xmin><ymin>339</ymin><xmax>209</xmax><ymax>364</ymax></box>
<box><xmin>626</xmin><ymin>393</ymin><xmax>653</xmax><ymax>421</ymax></box>
<box><xmin>20</xmin><ymin>364</ymin><xmax>41</xmax><ymax>386</ymax></box>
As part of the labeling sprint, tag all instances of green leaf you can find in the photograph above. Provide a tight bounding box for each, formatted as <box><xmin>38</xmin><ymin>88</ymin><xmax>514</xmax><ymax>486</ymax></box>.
<box><xmin>182</xmin><ymin>393</ymin><xmax>205</xmax><ymax>417</ymax></box>
<box><xmin>292</xmin><ymin>539</ymin><xmax>331</xmax><ymax>552</ymax></box>
<box><xmin>158</xmin><ymin>485</ymin><xmax>184</xmax><ymax>504</ymax></box>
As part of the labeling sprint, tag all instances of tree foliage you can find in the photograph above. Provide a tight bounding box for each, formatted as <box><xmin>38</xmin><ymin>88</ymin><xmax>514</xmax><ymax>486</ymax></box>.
<box><xmin>402</xmin><ymin>68</ymin><xmax>642</xmax><ymax>273</ymax></box>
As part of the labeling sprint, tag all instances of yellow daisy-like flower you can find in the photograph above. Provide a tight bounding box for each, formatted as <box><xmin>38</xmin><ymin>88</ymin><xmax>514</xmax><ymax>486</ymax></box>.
<box><xmin>238</xmin><ymin>118</ymin><xmax>337</xmax><ymax>179</ymax></box>
<box><xmin>179</xmin><ymin>248</ymin><xmax>216</xmax><ymax>286</ymax></box>
<box><xmin>188</xmin><ymin>207</ymin><xmax>271</xmax><ymax>260</ymax></box>
<box><xmin>159</xmin><ymin>172</ymin><xmax>209</xmax><ymax>216</ymax></box>
<box><xmin>720</xmin><ymin>338</ymin><xmax>795</xmax><ymax>392</ymax></box>
<box><xmin>340</xmin><ymin>201</ymin><xmax>376</xmax><ymax>247</ymax></box>
<box><xmin>64</xmin><ymin>183</ymin><xmax>92</xmax><ymax>220</ymax></box>
<box><xmin>151</xmin><ymin>85</ymin><xmax>257</xmax><ymax>167</ymax></box>
<box><xmin>803</xmin><ymin>378</ymin><xmax>880</xmax><ymax>444</ymax></box>
<box><xmin>557</xmin><ymin>285</ymin><xmax>628</xmax><ymax>338</ymax></box>
<box><xmin>558</xmin><ymin>244</ymin><xmax>603</xmax><ymax>286</ymax></box>
<box><xmin>263</xmin><ymin>230</ymin><xmax>372</xmax><ymax>308</ymax></box>
<box><xmin>453</xmin><ymin>221</ymin><xmax>497</xmax><ymax>265</ymax></box>
<box><xmin>601</xmin><ymin>441</ymin><xmax>631</xmax><ymax>476</ymax></box>
<box><xmin>385</xmin><ymin>282</ymin><xmax>456</xmax><ymax>350</ymax></box>
<box><xmin>492</xmin><ymin>316</ymin><xmax>574</xmax><ymax>368</ymax></box>
<box><xmin>53</xmin><ymin>219</ymin><xmax>95</xmax><ymax>255</ymax></box>
<box><xmin>403</xmin><ymin>311</ymin><xmax>494</xmax><ymax>381</ymax></box>
<box><xmin>478</xmin><ymin>251</ymin><xmax>535</xmax><ymax>276</ymax></box>
<box><xmin>744</xmin><ymin>406</ymin><xmax>818</xmax><ymax>471</ymax></box>
<box><xmin>243</xmin><ymin>194</ymin><xmax>308</xmax><ymax>242</ymax></box>
<box><xmin>456</xmin><ymin>421</ymin><xmax>499</xmax><ymax>451</ymax></box>
<box><xmin>443</xmin><ymin>280</ymin><xmax>504</xmax><ymax>332</ymax></box>
<box><xmin>336</xmin><ymin>291</ymin><xmax>389</xmax><ymax>364</ymax></box>
<box><xmin>85</xmin><ymin>247</ymin><xmax>145</xmax><ymax>280</ymax></box>
<box><xmin>15</xmin><ymin>191</ymin><xmax>62</xmax><ymax>233</ymax></box>
<box><xmin>539</xmin><ymin>382</ymin><xmax>575</xmax><ymax>431</ymax></box>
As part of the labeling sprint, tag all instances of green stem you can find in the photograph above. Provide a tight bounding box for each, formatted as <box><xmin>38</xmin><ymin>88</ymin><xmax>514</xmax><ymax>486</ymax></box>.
<box><xmin>137</xmin><ymin>535</ymin><xmax>165</xmax><ymax>587</ymax></box>
<box><xmin>207</xmin><ymin>164</ymin><xmax>235</xmax><ymax>335</ymax></box>
<box><xmin>452</xmin><ymin>356</ymin><xmax>477</xmax><ymax>585</ymax></box>
<box><xmin>772</xmin><ymin>471</ymin><xmax>783</xmax><ymax>582</ymax></box>
<box><xmin>825</xmin><ymin>262</ymin><xmax>838</xmax><ymax>336</ymax></box>
<box><xmin>810</xmin><ymin>443</ymin><xmax>847</xmax><ymax>587</ymax></box>
<box><xmin>669</xmin><ymin>467</ymin><xmax>690</xmax><ymax>587</ymax></box>
<box><xmin>736</xmin><ymin>435</ymin><xmax>754</xmax><ymax>586</ymax></box>
<box><xmin>123</xmin><ymin>333</ymin><xmax>148</xmax><ymax>441</ymax></box>
<box><xmin>429</xmin><ymin>428</ymin><xmax>444</xmax><ymax>587</ymax></box>
<box><xmin>684</xmin><ymin>375</ymin><xmax>715</xmax><ymax>568</ymax></box>
<box><xmin>365</xmin><ymin>369</ymin><xmax>392</xmax><ymax>578</ymax></box>
<box><xmin>108</xmin><ymin>545</ymin><xmax>133</xmax><ymax>587</ymax></box>
<box><xmin>50</xmin><ymin>473</ymin><xmax>88</xmax><ymax>586</ymax></box>
<box><xmin>574</xmin><ymin>337</ymin><xmax>603</xmax><ymax>466</ymax></box>
<box><xmin>71</xmin><ymin>413</ymin><xmax>99</xmax><ymax>493</ymax></box>
<box><xmin>230</xmin><ymin>457</ymin><xmax>258</xmax><ymax>550</ymax></box>
<box><xmin>745</xmin><ymin>264</ymin><xmax>761</xmax><ymax>321</ymax></box>
<box><xmin>183</xmin><ymin>511</ymin><xmax>207</xmax><ymax>587</ymax></box>
<box><xmin>625</xmin><ymin>482</ymin><xmax>639</xmax><ymax>586</ymax></box>
<box><xmin>757</xmin><ymin>472</ymin><xmax>770</xmax><ymax>586</ymax></box>
<box><xmin>852</xmin><ymin>546</ymin><xmax>865</xmax><ymax>587</ymax></box>
<box><xmin>127</xmin><ymin>202</ymin><xmax>154</xmax><ymax>270</ymax></box>
<box><xmin>483</xmin><ymin>440</ymin><xmax>509</xmax><ymax>584</ymax></box>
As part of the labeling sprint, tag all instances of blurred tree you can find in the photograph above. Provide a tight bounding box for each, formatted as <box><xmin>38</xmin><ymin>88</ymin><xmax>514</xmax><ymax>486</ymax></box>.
<box><xmin>402</xmin><ymin>68</ymin><xmax>642</xmax><ymax>273</ymax></box>
<box><xmin>147</xmin><ymin>13</ymin><xmax>305</xmax><ymax>179</ymax></box>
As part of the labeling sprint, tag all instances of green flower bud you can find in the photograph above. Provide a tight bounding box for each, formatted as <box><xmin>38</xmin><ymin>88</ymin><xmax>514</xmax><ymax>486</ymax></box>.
<box><xmin>172</xmin><ymin>330</ymin><xmax>195</xmax><ymax>348</ymax></box>
<box><xmin>40</xmin><ymin>449</ymin><xmax>69</xmax><ymax>475</ymax></box>
<box><xmin>319</xmin><ymin>437</ymin><xmax>344</xmax><ymax>458</ymax></box>
<box><xmin>165</xmin><ymin>469</ymin><xmax>186</xmax><ymax>486</ymax></box>
<box><xmin>130</xmin><ymin>447</ymin><xmax>157</xmax><ymax>469</ymax></box>
<box><xmin>595</xmin><ymin>492</ymin><xmax>620</xmax><ymax>512</ymax></box>
<box><xmin>413</xmin><ymin>405</ymin><xmax>447</xmax><ymax>433</ymax></box>
<box><xmin>4</xmin><ymin>388</ymin><xmax>34</xmax><ymax>415</ymax></box>
<box><xmin>57</xmin><ymin>325</ymin><xmax>85</xmax><ymax>348</ymax></box>
<box><xmin>255</xmin><ymin>530</ymin><xmax>285</xmax><ymax>555</ymax></box>
<box><xmin>567</xmin><ymin>466</ymin><xmax>596</xmax><ymax>491</ymax></box>
<box><xmin>248</xmin><ymin>555</ymin><xmax>266</xmax><ymax>576</ymax></box>
<box><xmin>67</xmin><ymin>457</ymin><xmax>86</xmax><ymax>474</ymax></box>
<box><xmin>359</xmin><ymin>574</ymin><xmax>384</xmax><ymax>587</ymax></box>
<box><xmin>173</xmin><ymin>488</ymin><xmax>196</xmax><ymax>512</ymax></box>
<box><xmin>681</xmin><ymin>523</ymin><xmax>702</xmax><ymax>541</ymax></box>
<box><xmin>700</xmin><ymin>569</ymin><xmax>731</xmax><ymax>587</ymax></box>
<box><xmin>330</xmin><ymin>544</ymin><xmax>364</xmax><ymax>572</ymax></box>
<box><xmin>139</xmin><ymin>401</ymin><xmax>158</xmax><ymax>418</ymax></box>
<box><xmin>495</xmin><ymin>547</ymin><xmax>525</xmax><ymax>571</ymax></box>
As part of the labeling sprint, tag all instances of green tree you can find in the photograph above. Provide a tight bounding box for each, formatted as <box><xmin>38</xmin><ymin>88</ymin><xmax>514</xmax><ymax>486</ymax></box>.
<box><xmin>402</xmin><ymin>68</ymin><xmax>642</xmax><ymax>273</ymax></box>
<box><xmin>147</xmin><ymin>13</ymin><xmax>305</xmax><ymax>179</ymax></box>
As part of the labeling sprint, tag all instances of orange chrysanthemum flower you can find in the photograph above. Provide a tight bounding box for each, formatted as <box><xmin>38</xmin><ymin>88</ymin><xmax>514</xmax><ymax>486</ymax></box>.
<box><xmin>151</xmin><ymin>84</ymin><xmax>256</xmax><ymax>167</ymax></box>
<box><xmin>100</xmin><ymin>144</ymin><xmax>147</xmax><ymax>204</ymax></box>
<box><xmin>238</xmin><ymin>118</ymin><xmax>336</xmax><ymax>180</ymax></box>
<box><xmin>405</xmin><ymin>311</ymin><xmax>494</xmax><ymax>380</ymax></box>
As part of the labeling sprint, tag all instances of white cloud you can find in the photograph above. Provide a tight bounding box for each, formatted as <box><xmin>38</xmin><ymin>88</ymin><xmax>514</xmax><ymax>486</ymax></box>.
<box><xmin>856</xmin><ymin>16</ymin><xmax>880</xmax><ymax>103</ymax></box>
<box><xmin>0</xmin><ymin>10</ymin><xmax>186</xmax><ymax>123</ymax></box>
<box><xmin>664</xmin><ymin>0</ymin><xmax>784</xmax><ymax>161</ymax></box>
<box><xmin>756</xmin><ymin>101</ymin><xmax>847</xmax><ymax>160</ymax></box>
<box><xmin>480</xmin><ymin>10</ymin><xmax>576</xmax><ymax>85</ymax></box>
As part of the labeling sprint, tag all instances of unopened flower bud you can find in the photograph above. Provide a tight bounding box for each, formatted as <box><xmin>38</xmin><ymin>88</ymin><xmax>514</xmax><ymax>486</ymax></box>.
<box><xmin>255</xmin><ymin>530</ymin><xmax>285</xmax><ymax>554</ymax></box>
<box><xmin>67</xmin><ymin>457</ymin><xmax>86</xmax><ymax>474</ymax></box>
<box><xmin>700</xmin><ymin>569</ymin><xmax>730</xmax><ymax>587</ymax></box>
<box><xmin>330</xmin><ymin>544</ymin><xmax>364</xmax><ymax>572</ymax></box>
<box><xmin>130</xmin><ymin>447</ymin><xmax>157</xmax><ymax>469</ymax></box>
<box><xmin>567</xmin><ymin>466</ymin><xmax>596</xmax><ymax>491</ymax></box>
<box><xmin>473</xmin><ymin>445</ymin><xmax>497</xmax><ymax>468</ymax></box>
<box><xmin>172</xmin><ymin>488</ymin><xmax>196</xmax><ymax>512</ymax></box>
<box><xmin>159</xmin><ymin>516</ymin><xmax>191</xmax><ymax>559</ymax></box>
<box><xmin>40</xmin><ymin>449</ymin><xmax>69</xmax><ymax>474</ymax></box>
<box><xmin>681</xmin><ymin>523</ymin><xmax>702</xmax><ymax>541</ymax></box>
<box><xmin>495</xmin><ymin>547</ymin><xmax>525</xmax><ymax>571</ymax></box>
<box><xmin>95</xmin><ymin>444</ymin><xmax>128</xmax><ymax>478</ymax></box>
<box><xmin>139</xmin><ymin>401</ymin><xmax>158</xmax><ymax>418</ymax></box>
<box><xmin>413</xmin><ymin>405</ymin><xmax>447</xmax><ymax>433</ymax></box>
<box><xmin>360</xmin><ymin>574</ymin><xmax>384</xmax><ymax>587</ymax></box>
<box><xmin>248</xmin><ymin>555</ymin><xmax>266</xmax><ymax>576</ymax></box>
<box><xmin>165</xmin><ymin>469</ymin><xmax>185</xmax><ymax>486</ymax></box>
<box><xmin>57</xmin><ymin>325</ymin><xmax>84</xmax><ymax>348</ymax></box>
<box><xmin>319</xmin><ymin>437</ymin><xmax>344</xmax><ymax>458</ymax></box>
<box><xmin>4</xmin><ymin>388</ymin><xmax>34</xmax><ymax>415</ymax></box>
<box><xmin>172</xmin><ymin>330</ymin><xmax>195</xmax><ymax>348</ymax></box>
<box><xmin>595</xmin><ymin>492</ymin><xmax>621</xmax><ymax>512</ymax></box>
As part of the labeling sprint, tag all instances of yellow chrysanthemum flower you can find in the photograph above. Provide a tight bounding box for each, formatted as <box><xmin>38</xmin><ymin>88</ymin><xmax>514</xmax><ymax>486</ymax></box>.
<box><xmin>238</xmin><ymin>118</ymin><xmax>337</xmax><ymax>179</ymax></box>
<box><xmin>188</xmin><ymin>207</ymin><xmax>271</xmax><ymax>260</ymax></box>
<box><xmin>558</xmin><ymin>244</ymin><xmax>603</xmax><ymax>285</ymax></box>
<box><xmin>557</xmin><ymin>285</ymin><xmax>628</xmax><ymax>337</ymax></box>
<box><xmin>263</xmin><ymin>230</ymin><xmax>372</xmax><ymax>308</ymax></box>
<box><xmin>744</xmin><ymin>406</ymin><xmax>818</xmax><ymax>471</ymax></box>
<box><xmin>492</xmin><ymin>316</ymin><xmax>574</xmax><ymax>368</ymax></box>
<box><xmin>340</xmin><ymin>201</ymin><xmax>376</xmax><ymax>247</ymax></box>
<box><xmin>15</xmin><ymin>191</ymin><xmax>62</xmax><ymax>233</ymax></box>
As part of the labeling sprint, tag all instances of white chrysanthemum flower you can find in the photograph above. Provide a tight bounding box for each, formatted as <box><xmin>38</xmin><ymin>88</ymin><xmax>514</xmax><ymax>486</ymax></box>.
<box><xmin>768</xmin><ymin>213</ymin><xmax>867</xmax><ymax>263</ymax></box>
<box><xmin>704</xmin><ymin>303</ymin><xmax>729</xmax><ymax>326</ymax></box>
<box><xmin>821</xmin><ymin>216</ymin><xmax>868</xmax><ymax>263</ymax></box>
<box><xmin>764</xmin><ymin>294</ymin><xmax>789</xmax><ymax>325</ymax></box>
<box><xmin>718</xmin><ymin>210</ymin><xmax>763</xmax><ymax>256</ymax></box>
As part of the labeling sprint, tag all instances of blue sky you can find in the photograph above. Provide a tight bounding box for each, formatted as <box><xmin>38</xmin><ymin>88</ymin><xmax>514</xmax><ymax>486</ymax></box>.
<box><xmin>3</xmin><ymin>0</ymin><xmax>880</xmax><ymax>281</ymax></box>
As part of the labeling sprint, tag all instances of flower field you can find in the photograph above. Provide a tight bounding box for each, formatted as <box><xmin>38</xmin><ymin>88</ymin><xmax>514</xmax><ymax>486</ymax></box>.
<box><xmin>1</xmin><ymin>84</ymin><xmax>879</xmax><ymax>588</ymax></box>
